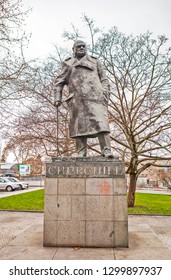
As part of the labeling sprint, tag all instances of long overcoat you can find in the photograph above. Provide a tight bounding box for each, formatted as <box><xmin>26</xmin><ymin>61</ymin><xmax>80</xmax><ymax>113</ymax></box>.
<box><xmin>54</xmin><ymin>54</ymin><xmax>110</xmax><ymax>138</ymax></box>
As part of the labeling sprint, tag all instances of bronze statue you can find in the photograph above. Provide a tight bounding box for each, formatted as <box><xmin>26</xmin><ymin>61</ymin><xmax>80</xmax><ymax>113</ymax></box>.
<box><xmin>54</xmin><ymin>40</ymin><xmax>114</xmax><ymax>158</ymax></box>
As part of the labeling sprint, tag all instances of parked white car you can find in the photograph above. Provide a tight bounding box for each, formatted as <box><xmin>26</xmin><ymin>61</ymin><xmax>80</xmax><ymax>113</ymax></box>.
<box><xmin>0</xmin><ymin>177</ymin><xmax>21</xmax><ymax>192</ymax></box>
<box><xmin>1</xmin><ymin>177</ymin><xmax>29</xmax><ymax>190</ymax></box>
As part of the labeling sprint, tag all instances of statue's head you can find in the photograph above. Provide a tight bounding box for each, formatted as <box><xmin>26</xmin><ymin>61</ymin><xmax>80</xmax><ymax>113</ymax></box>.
<box><xmin>72</xmin><ymin>40</ymin><xmax>87</xmax><ymax>59</ymax></box>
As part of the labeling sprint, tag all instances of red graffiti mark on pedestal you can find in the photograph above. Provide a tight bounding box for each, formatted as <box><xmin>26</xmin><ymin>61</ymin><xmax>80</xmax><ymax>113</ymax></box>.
<box><xmin>98</xmin><ymin>179</ymin><xmax>111</xmax><ymax>194</ymax></box>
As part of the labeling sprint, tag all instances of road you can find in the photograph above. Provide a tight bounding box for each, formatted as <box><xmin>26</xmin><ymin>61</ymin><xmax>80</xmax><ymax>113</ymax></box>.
<box><xmin>136</xmin><ymin>188</ymin><xmax>171</xmax><ymax>195</ymax></box>
<box><xmin>0</xmin><ymin>186</ymin><xmax>44</xmax><ymax>198</ymax></box>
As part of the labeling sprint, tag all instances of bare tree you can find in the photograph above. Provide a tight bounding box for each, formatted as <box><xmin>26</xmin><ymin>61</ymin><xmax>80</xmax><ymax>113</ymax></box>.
<box><xmin>2</xmin><ymin>51</ymin><xmax>76</xmax><ymax>162</ymax></box>
<box><xmin>3</xmin><ymin>15</ymin><xmax>171</xmax><ymax>209</ymax></box>
<box><xmin>62</xmin><ymin>16</ymin><xmax>171</xmax><ymax>207</ymax></box>
<box><xmin>93</xmin><ymin>28</ymin><xmax>171</xmax><ymax>206</ymax></box>
<box><xmin>156</xmin><ymin>166</ymin><xmax>171</xmax><ymax>189</ymax></box>
<box><xmin>0</xmin><ymin>0</ymin><xmax>31</xmax><ymax>132</ymax></box>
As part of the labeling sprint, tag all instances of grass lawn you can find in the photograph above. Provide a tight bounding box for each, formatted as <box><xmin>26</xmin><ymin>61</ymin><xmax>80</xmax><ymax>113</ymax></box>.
<box><xmin>0</xmin><ymin>189</ymin><xmax>44</xmax><ymax>211</ymax></box>
<box><xmin>128</xmin><ymin>192</ymin><xmax>171</xmax><ymax>215</ymax></box>
<box><xmin>0</xmin><ymin>189</ymin><xmax>171</xmax><ymax>214</ymax></box>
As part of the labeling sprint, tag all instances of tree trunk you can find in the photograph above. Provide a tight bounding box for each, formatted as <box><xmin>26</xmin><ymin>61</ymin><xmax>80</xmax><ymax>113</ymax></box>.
<box><xmin>128</xmin><ymin>173</ymin><xmax>137</xmax><ymax>207</ymax></box>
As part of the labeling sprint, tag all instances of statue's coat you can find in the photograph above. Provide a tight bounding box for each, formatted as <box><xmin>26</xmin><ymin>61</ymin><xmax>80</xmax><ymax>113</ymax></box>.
<box><xmin>54</xmin><ymin>54</ymin><xmax>110</xmax><ymax>138</ymax></box>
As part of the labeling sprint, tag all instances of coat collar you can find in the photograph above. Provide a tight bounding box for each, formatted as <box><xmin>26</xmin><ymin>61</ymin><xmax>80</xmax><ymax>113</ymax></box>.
<box><xmin>70</xmin><ymin>54</ymin><xmax>95</xmax><ymax>70</ymax></box>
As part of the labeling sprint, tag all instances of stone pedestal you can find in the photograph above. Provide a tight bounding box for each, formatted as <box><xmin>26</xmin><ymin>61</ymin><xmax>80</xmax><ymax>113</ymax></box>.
<box><xmin>43</xmin><ymin>157</ymin><xmax>128</xmax><ymax>247</ymax></box>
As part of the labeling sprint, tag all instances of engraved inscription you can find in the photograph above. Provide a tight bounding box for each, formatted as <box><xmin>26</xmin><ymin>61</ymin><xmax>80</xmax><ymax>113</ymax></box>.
<box><xmin>46</xmin><ymin>159</ymin><xmax>125</xmax><ymax>178</ymax></box>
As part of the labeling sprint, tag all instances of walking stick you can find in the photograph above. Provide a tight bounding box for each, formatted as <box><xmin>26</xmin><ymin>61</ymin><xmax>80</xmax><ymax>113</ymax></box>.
<box><xmin>56</xmin><ymin>105</ymin><xmax>59</xmax><ymax>157</ymax></box>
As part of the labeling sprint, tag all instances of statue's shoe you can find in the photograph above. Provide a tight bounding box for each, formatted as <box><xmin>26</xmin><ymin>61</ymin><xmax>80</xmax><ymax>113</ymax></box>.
<box><xmin>103</xmin><ymin>150</ymin><xmax>114</xmax><ymax>158</ymax></box>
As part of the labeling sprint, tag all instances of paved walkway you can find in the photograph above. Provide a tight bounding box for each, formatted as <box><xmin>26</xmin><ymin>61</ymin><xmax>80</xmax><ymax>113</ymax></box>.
<box><xmin>0</xmin><ymin>211</ymin><xmax>171</xmax><ymax>260</ymax></box>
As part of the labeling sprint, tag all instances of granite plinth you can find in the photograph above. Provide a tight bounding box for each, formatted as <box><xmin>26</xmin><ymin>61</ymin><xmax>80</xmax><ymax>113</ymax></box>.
<box><xmin>43</xmin><ymin>157</ymin><xmax>128</xmax><ymax>248</ymax></box>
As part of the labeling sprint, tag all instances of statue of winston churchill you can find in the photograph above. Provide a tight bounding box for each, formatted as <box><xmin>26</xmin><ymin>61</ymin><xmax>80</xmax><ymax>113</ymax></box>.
<box><xmin>54</xmin><ymin>40</ymin><xmax>114</xmax><ymax>158</ymax></box>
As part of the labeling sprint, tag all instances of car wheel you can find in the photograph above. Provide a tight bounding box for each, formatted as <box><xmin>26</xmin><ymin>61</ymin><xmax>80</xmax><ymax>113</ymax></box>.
<box><xmin>6</xmin><ymin>185</ymin><xmax>13</xmax><ymax>192</ymax></box>
<box><xmin>19</xmin><ymin>184</ymin><xmax>22</xmax><ymax>190</ymax></box>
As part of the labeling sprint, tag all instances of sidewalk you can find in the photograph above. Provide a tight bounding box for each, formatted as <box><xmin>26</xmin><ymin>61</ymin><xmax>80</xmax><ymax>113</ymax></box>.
<box><xmin>0</xmin><ymin>211</ymin><xmax>171</xmax><ymax>260</ymax></box>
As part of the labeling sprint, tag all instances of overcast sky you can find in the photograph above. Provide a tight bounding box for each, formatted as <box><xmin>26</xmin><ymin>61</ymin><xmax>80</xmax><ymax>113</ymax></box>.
<box><xmin>2</xmin><ymin>0</ymin><xmax>171</xmax><ymax>162</ymax></box>
<box><xmin>23</xmin><ymin>0</ymin><xmax>171</xmax><ymax>59</ymax></box>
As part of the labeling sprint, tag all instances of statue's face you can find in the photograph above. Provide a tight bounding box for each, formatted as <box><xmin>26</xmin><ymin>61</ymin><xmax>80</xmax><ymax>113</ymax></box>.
<box><xmin>73</xmin><ymin>42</ymin><xmax>87</xmax><ymax>58</ymax></box>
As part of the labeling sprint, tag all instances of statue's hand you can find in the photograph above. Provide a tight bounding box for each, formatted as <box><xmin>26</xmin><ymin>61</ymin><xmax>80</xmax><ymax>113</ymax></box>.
<box><xmin>54</xmin><ymin>100</ymin><xmax>62</xmax><ymax>107</ymax></box>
